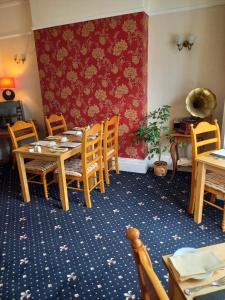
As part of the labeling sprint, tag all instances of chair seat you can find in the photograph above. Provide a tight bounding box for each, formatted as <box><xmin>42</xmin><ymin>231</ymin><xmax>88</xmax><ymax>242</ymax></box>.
<box><xmin>25</xmin><ymin>160</ymin><xmax>56</xmax><ymax>172</ymax></box>
<box><xmin>205</xmin><ymin>172</ymin><xmax>225</xmax><ymax>194</ymax></box>
<box><xmin>55</xmin><ymin>158</ymin><xmax>97</xmax><ymax>177</ymax></box>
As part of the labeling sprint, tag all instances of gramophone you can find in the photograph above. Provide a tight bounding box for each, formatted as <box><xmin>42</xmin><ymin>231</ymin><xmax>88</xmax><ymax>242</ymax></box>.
<box><xmin>176</xmin><ymin>88</ymin><xmax>217</xmax><ymax>134</ymax></box>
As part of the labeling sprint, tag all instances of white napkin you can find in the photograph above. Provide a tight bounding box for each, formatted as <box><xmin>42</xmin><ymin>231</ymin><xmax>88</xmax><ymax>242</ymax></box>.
<box><xmin>169</xmin><ymin>251</ymin><xmax>225</xmax><ymax>281</ymax></box>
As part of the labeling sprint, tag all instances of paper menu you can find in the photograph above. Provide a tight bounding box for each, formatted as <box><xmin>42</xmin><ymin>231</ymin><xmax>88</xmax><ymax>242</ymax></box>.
<box><xmin>30</xmin><ymin>141</ymin><xmax>52</xmax><ymax>147</ymax></box>
<box><xmin>211</xmin><ymin>149</ymin><xmax>225</xmax><ymax>158</ymax></box>
<box><xmin>63</xmin><ymin>130</ymin><xmax>82</xmax><ymax>136</ymax></box>
<box><xmin>59</xmin><ymin>142</ymin><xmax>81</xmax><ymax>148</ymax></box>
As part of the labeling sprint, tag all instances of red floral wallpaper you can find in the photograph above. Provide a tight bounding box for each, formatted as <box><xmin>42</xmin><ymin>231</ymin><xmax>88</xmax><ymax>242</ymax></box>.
<box><xmin>34</xmin><ymin>12</ymin><xmax>148</xmax><ymax>159</ymax></box>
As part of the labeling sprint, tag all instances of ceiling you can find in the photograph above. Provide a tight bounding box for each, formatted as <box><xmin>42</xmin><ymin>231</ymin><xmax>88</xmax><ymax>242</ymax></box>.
<box><xmin>0</xmin><ymin>0</ymin><xmax>225</xmax><ymax>14</ymax></box>
<box><xmin>145</xmin><ymin>0</ymin><xmax>225</xmax><ymax>14</ymax></box>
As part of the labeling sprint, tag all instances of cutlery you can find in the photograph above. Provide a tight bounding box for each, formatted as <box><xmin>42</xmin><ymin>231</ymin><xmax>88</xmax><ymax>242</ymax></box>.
<box><xmin>184</xmin><ymin>276</ymin><xmax>225</xmax><ymax>296</ymax></box>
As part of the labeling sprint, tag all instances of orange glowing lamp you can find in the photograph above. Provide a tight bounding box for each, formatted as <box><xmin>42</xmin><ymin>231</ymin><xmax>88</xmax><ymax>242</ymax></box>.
<box><xmin>0</xmin><ymin>77</ymin><xmax>15</xmax><ymax>101</ymax></box>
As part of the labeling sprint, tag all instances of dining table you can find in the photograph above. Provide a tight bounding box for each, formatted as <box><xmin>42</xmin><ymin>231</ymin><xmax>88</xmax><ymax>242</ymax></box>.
<box><xmin>14</xmin><ymin>133</ymin><xmax>82</xmax><ymax>211</ymax></box>
<box><xmin>194</xmin><ymin>155</ymin><xmax>225</xmax><ymax>225</ymax></box>
<box><xmin>162</xmin><ymin>242</ymin><xmax>225</xmax><ymax>300</ymax></box>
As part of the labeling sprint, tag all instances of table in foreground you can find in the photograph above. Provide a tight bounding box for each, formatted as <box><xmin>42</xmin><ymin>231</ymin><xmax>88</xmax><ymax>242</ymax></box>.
<box><xmin>194</xmin><ymin>155</ymin><xmax>225</xmax><ymax>224</ymax></box>
<box><xmin>14</xmin><ymin>142</ymin><xmax>81</xmax><ymax>211</ymax></box>
<box><xmin>162</xmin><ymin>242</ymin><xmax>225</xmax><ymax>300</ymax></box>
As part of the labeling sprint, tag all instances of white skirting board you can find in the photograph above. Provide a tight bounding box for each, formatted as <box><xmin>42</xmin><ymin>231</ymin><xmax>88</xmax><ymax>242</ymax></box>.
<box><xmin>118</xmin><ymin>153</ymin><xmax>173</xmax><ymax>174</ymax></box>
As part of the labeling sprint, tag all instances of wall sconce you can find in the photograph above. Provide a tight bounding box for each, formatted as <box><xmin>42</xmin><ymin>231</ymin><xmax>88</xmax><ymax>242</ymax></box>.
<box><xmin>14</xmin><ymin>54</ymin><xmax>26</xmax><ymax>64</ymax></box>
<box><xmin>176</xmin><ymin>35</ymin><xmax>196</xmax><ymax>51</ymax></box>
<box><xmin>0</xmin><ymin>77</ymin><xmax>16</xmax><ymax>101</ymax></box>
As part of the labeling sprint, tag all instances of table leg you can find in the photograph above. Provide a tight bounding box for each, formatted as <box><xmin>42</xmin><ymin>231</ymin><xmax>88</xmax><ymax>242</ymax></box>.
<box><xmin>194</xmin><ymin>162</ymin><xmax>206</xmax><ymax>224</ymax></box>
<box><xmin>15</xmin><ymin>152</ymin><xmax>30</xmax><ymax>203</ymax></box>
<box><xmin>188</xmin><ymin>163</ymin><xmax>196</xmax><ymax>214</ymax></box>
<box><xmin>57</xmin><ymin>157</ymin><xmax>69</xmax><ymax>211</ymax></box>
<box><xmin>170</xmin><ymin>141</ymin><xmax>178</xmax><ymax>180</ymax></box>
<box><xmin>168</xmin><ymin>274</ymin><xmax>186</xmax><ymax>300</ymax></box>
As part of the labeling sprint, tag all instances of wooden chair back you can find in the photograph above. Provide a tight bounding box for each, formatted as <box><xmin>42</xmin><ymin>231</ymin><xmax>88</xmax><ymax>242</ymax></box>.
<box><xmin>103</xmin><ymin>115</ymin><xmax>119</xmax><ymax>157</ymax></box>
<box><xmin>191</xmin><ymin>120</ymin><xmax>221</xmax><ymax>160</ymax></box>
<box><xmin>82</xmin><ymin>123</ymin><xmax>103</xmax><ymax>174</ymax></box>
<box><xmin>127</xmin><ymin>228</ymin><xmax>169</xmax><ymax>300</ymax></box>
<box><xmin>45</xmin><ymin>113</ymin><xmax>67</xmax><ymax>136</ymax></box>
<box><xmin>7</xmin><ymin>120</ymin><xmax>38</xmax><ymax>150</ymax></box>
<box><xmin>189</xmin><ymin>120</ymin><xmax>221</xmax><ymax>213</ymax></box>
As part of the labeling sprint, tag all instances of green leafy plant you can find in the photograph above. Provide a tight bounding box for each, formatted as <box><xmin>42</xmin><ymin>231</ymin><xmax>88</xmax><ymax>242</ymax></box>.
<box><xmin>136</xmin><ymin>105</ymin><xmax>171</xmax><ymax>161</ymax></box>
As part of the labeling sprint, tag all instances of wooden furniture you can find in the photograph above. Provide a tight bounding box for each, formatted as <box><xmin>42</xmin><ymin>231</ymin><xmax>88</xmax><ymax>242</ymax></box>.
<box><xmin>170</xmin><ymin>132</ymin><xmax>192</xmax><ymax>180</ymax></box>
<box><xmin>127</xmin><ymin>227</ymin><xmax>169</xmax><ymax>300</ymax></box>
<box><xmin>45</xmin><ymin>113</ymin><xmax>67</xmax><ymax>136</ymax></box>
<box><xmin>163</xmin><ymin>242</ymin><xmax>225</xmax><ymax>300</ymax></box>
<box><xmin>190</xmin><ymin>121</ymin><xmax>224</xmax><ymax>229</ymax></box>
<box><xmin>194</xmin><ymin>155</ymin><xmax>225</xmax><ymax>230</ymax></box>
<box><xmin>8</xmin><ymin>120</ymin><xmax>56</xmax><ymax>199</ymax></box>
<box><xmin>0</xmin><ymin>100</ymin><xmax>24</xmax><ymax>164</ymax></box>
<box><xmin>55</xmin><ymin>123</ymin><xmax>105</xmax><ymax>208</ymax></box>
<box><xmin>0</xmin><ymin>100</ymin><xmax>24</xmax><ymax>128</ymax></box>
<box><xmin>0</xmin><ymin>130</ymin><xmax>11</xmax><ymax>165</ymax></box>
<box><xmin>103</xmin><ymin>115</ymin><xmax>119</xmax><ymax>184</ymax></box>
<box><xmin>13</xmin><ymin>134</ymin><xmax>81</xmax><ymax>211</ymax></box>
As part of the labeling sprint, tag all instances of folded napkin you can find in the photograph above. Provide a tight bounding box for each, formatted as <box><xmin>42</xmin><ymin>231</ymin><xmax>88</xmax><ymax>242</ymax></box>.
<box><xmin>169</xmin><ymin>251</ymin><xmax>225</xmax><ymax>281</ymax></box>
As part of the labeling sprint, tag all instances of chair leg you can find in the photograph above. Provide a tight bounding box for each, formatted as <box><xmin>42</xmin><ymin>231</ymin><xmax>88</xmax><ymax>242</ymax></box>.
<box><xmin>41</xmin><ymin>174</ymin><xmax>49</xmax><ymax>200</ymax></box>
<box><xmin>222</xmin><ymin>204</ymin><xmax>225</xmax><ymax>232</ymax></box>
<box><xmin>115</xmin><ymin>154</ymin><xmax>119</xmax><ymax>175</ymax></box>
<box><xmin>83</xmin><ymin>176</ymin><xmax>92</xmax><ymax>208</ymax></box>
<box><xmin>99</xmin><ymin>168</ymin><xmax>105</xmax><ymax>194</ymax></box>
<box><xmin>104</xmin><ymin>159</ymin><xmax>110</xmax><ymax>185</ymax></box>
<box><xmin>188</xmin><ymin>177</ymin><xmax>195</xmax><ymax>214</ymax></box>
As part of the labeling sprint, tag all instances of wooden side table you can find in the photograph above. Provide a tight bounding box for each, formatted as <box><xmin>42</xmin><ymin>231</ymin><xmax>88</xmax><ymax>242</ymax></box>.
<box><xmin>0</xmin><ymin>129</ymin><xmax>11</xmax><ymax>165</ymax></box>
<box><xmin>170</xmin><ymin>132</ymin><xmax>191</xmax><ymax>180</ymax></box>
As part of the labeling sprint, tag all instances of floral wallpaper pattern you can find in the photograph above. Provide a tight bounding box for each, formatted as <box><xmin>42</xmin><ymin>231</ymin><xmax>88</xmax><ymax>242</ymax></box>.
<box><xmin>34</xmin><ymin>12</ymin><xmax>148</xmax><ymax>159</ymax></box>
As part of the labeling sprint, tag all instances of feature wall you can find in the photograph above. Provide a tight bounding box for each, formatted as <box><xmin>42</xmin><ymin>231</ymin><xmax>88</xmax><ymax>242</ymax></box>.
<box><xmin>34</xmin><ymin>12</ymin><xmax>148</xmax><ymax>159</ymax></box>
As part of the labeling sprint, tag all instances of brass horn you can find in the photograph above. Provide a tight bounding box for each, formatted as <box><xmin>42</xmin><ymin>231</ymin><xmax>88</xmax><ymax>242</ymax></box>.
<box><xmin>186</xmin><ymin>88</ymin><xmax>217</xmax><ymax>118</ymax></box>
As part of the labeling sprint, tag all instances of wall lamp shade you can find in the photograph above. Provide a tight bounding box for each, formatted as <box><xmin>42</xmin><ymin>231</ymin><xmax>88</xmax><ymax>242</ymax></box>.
<box><xmin>0</xmin><ymin>77</ymin><xmax>15</xmax><ymax>101</ymax></box>
<box><xmin>176</xmin><ymin>35</ymin><xmax>196</xmax><ymax>51</ymax></box>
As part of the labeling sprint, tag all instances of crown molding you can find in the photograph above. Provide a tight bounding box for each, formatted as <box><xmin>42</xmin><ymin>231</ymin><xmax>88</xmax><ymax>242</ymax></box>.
<box><xmin>144</xmin><ymin>0</ymin><xmax>225</xmax><ymax>16</ymax></box>
<box><xmin>0</xmin><ymin>0</ymin><xmax>25</xmax><ymax>9</ymax></box>
<box><xmin>0</xmin><ymin>31</ymin><xmax>32</xmax><ymax>40</ymax></box>
<box><xmin>32</xmin><ymin>7</ymin><xmax>144</xmax><ymax>30</ymax></box>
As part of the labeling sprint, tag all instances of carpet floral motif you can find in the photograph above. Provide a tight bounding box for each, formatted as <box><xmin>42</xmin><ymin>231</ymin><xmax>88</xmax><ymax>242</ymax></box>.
<box><xmin>0</xmin><ymin>165</ymin><xmax>225</xmax><ymax>299</ymax></box>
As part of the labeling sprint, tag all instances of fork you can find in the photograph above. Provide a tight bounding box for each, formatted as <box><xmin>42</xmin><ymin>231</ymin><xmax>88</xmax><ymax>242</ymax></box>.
<box><xmin>184</xmin><ymin>276</ymin><xmax>225</xmax><ymax>296</ymax></box>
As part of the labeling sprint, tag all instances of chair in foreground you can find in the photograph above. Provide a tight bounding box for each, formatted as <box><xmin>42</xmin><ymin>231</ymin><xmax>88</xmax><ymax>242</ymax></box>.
<box><xmin>45</xmin><ymin>113</ymin><xmax>67</xmax><ymax>136</ymax></box>
<box><xmin>103</xmin><ymin>115</ymin><xmax>120</xmax><ymax>184</ymax></box>
<box><xmin>189</xmin><ymin>120</ymin><xmax>225</xmax><ymax>231</ymax></box>
<box><xmin>55</xmin><ymin>123</ymin><xmax>105</xmax><ymax>208</ymax></box>
<box><xmin>127</xmin><ymin>228</ymin><xmax>169</xmax><ymax>300</ymax></box>
<box><xmin>8</xmin><ymin>120</ymin><xmax>56</xmax><ymax>199</ymax></box>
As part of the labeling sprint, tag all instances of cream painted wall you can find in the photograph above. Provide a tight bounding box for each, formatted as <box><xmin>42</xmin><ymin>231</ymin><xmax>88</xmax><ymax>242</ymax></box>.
<box><xmin>0</xmin><ymin>0</ymin><xmax>44</xmax><ymax>159</ymax></box>
<box><xmin>0</xmin><ymin>34</ymin><xmax>44</xmax><ymax>132</ymax></box>
<box><xmin>148</xmin><ymin>5</ymin><xmax>225</xmax><ymax>128</ymax></box>
<box><xmin>0</xmin><ymin>0</ymin><xmax>32</xmax><ymax>37</ymax></box>
<box><xmin>30</xmin><ymin>0</ymin><xmax>143</xmax><ymax>29</ymax></box>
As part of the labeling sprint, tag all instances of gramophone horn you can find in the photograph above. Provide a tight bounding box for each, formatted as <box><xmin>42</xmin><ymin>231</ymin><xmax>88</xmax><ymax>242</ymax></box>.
<box><xmin>186</xmin><ymin>88</ymin><xmax>217</xmax><ymax>118</ymax></box>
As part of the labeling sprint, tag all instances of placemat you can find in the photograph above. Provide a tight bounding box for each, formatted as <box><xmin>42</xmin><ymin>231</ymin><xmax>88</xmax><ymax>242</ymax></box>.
<box><xmin>194</xmin><ymin>289</ymin><xmax>225</xmax><ymax>300</ymax></box>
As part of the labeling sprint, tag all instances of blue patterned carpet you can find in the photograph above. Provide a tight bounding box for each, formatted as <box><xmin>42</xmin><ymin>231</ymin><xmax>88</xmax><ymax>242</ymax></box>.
<box><xmin>0</xmin><ymin>164</ymin><xmax>225</xmax><ymax>300</ymax></box>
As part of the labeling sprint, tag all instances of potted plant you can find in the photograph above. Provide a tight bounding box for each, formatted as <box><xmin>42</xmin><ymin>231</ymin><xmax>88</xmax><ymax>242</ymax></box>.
<box><xmin>136</xmin><ymin>105</ymin><xmax>171</xmax><ymax>176</ymax></box>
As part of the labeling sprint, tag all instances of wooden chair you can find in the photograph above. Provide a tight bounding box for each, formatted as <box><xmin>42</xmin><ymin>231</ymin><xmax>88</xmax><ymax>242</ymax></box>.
<box><xmin>55</xmin><ymin>123</ymin><xmax>105</xmax><ymax>208</ymax></box>
<box><xmin>127</xmin><ymin>228</ymin><xmax>169</xmax><ymax>300</ymax></box>
<box><xmin>103</xmin><ymin>115</ymin><xmax>119</xmax><ymax>184</ymax></box>
<box><xmin>8</xmin><ymin>120</ymin><xmax>56</xmax><ymax>199</ymax></box>
<box><xmin>189</xmin><ymin>120</ymin><xmax>225</xmax><ymax>231</ymax></box>
<box><xmin>45</xmin><ymin>113</ymin><xmax>67</xmax><ymax>136</ymax></box>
